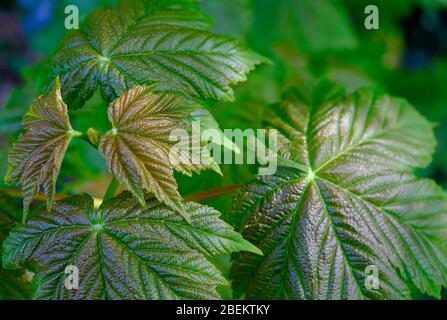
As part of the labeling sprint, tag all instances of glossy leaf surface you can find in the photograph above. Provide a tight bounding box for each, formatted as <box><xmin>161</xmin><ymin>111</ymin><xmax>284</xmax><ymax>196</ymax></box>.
<box><xmin>3</xmin><ymin>192</ymin><xmax>260</xmax><ymax>299</ymax></box>
<box><xmin>51</xmin><ymin>0</ymin><xmax>266</xmax><ymax>108</ymax></box>
<box><xmin>228</xmin><ymin>86</ymin><xmax>447</xmax><ymax>299</ymax></box>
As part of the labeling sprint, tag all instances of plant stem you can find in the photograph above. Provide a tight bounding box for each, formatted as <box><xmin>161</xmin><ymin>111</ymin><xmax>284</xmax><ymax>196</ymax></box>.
<box><xmin>5</xmin><ymin>182</ymin><xmax>242</xmax><ymax>208</ymax></box>
<box><xmin>184</xmin><ymin>184</ymin><xmax>243</xmax><ymax>202</ymax></box>
<box><xmin>79</xmin><ymin>134</ymin><xmax>99</xmax><ymax>149</ymax></box>
<box><xmin>5</xmin><ymin>189</ymin><xmax>67</xmax><ymax>201</ymax></box>
<box><xmin>103</xmin><ymin>177</ymin><xmax>120</xmax><ymax>203</ymax></box>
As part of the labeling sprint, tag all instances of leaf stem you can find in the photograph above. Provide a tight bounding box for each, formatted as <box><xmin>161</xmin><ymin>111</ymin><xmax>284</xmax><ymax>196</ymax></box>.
<box><xmin>184</xmin><ymin>184</ymin><xmax>243</xmax><ymax>202</ymax></box>
<box><xmin>76</xmin><ymin>128</ymin><xmax>102</xmax><ymax>149</ymax></box>
<box><xmin>79</xmin><ymin>134</ymin><xmax>99</xmax><ymax>149</ymax></box>
<box><xmin>103</xmin><ymin>177</ymin><xmax>120</xmax><ymax>203</ymax></box>
<box><xmin>5</xmin><ymin>182</ymin><xmax>242</xmax><ymax>210</ymax></box>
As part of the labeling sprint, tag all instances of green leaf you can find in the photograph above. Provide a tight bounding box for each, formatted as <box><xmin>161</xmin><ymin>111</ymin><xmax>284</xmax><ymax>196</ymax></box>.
<box><xmin>248</xmin><ymin>0</ymin><xmax>356</xmax><ymax>55</ymax></box>
<box><xmin>50</xmin><ymin>0</ymin><xmax>266</xmax><ymax>109</ymax></box>
<box><xmin>5</xmin><ymin>78</ymin><xmax>81</xmax><ymax>222</ymax></box>
<box><xmin>292</xmin><ymin>0</ymin><xmax>357</xmax><ymax>52</ymax></box>
<box><xmin>189</xmin><ymin>108</ymin><xmax>240</xmax><ymax>154</ymax></box>
<box><xmin>99</xmin><ymin>85</ymin><xmax>221</xmax><ymax>222</ymax></box>
<box><xmin>227</xmin><ymin>85</ymin><xmax>447</xmax><ymax>299</ymax></box>
<box><xmin>0</xmin><ymin>191</ymin><xmax>32</xmax><ymax>300</ymax></box>
<box><xmin>2</xmin><ymin>191</ymin><xmax>260</xmax><ymax>300</ymax></box>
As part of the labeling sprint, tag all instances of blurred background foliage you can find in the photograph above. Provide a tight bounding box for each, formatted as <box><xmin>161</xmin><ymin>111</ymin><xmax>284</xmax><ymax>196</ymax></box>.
<box><xmin>1</xmin><ymin>0</ymin><xmax>447</xmax><ymax>300</ymax></box>
<box><xmin>1</xmin><ymin>0</ymin><xmax>447</xmax><ymax>211</ymax></box>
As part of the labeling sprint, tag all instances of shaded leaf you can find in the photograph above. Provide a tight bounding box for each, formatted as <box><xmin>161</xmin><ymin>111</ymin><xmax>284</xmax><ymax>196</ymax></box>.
<box><xmin>50</xmin><ymin>0</ymin><xmax>266</xmax><ymax>109</ymax></box>
<box><xmin>0</xmin><ymin>191</ymin><xmax>32</xmax><ymax>300</ymax></box>
<box><xmin>5</xmin><ymin>78</ymin><xmax>81</xmax><ymax>221</ymax></box>
<box><xmin>248</xmin><ymin>0</ymin><xmax>356</xmax><ymax>56</ymax></box>
<box><xmin>2</xmin><ymin>191</ymin><xmax>260</xmax><ymax>300</ymax></box>
<box><xmin>291</xmin><ymin>0</ymin><xmax>357</xmax><ymax>52</ymax></box>
<box><xmin>228</xmin><ymin>86</ymin><xmax>447</xmax><ymax>299</ymax></box>
<box><xmin>99</xmin><ymin>85</ymin><xmax>219</xmax><ymax>222</ymax></box>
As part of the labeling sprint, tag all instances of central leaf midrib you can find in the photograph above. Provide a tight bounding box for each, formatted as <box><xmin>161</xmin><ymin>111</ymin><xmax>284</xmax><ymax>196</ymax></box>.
<box><xmin>101</xmin><ymin>228</ymin><xmax>221</xmax><ymax>298</ymax></box>
<box><xmin>110</xmin><ymin>51</ymin><xmax>240</xmax><ymax>59</ymax></box>
<box><xmin>100</xmin><ymin>230</ymin><xmax>182</xmax><ymax>298</ymax></box>
<box><xmin>19</xmin><ymin>133</ymin><xmax>71</xmax><ymax>175</ymax></box>
<box><xmin>271</xmin><ymin>182</ymin><xmax>310</xmax><ymax>299</ymax></box>
<box><xmin>302</xmin><ymin>97</ymin><xmax>438</xmax><ymax>295</ymax></box>
<box><xmin>104</xmin><ymin>216</ymin><xmax>243</xmax><ymax>255</ymax></box>
<box><xmin>104</xmin><ymin>5</ymin><xmax>183</xmax><ymax>55</ymax></box>
<box><xmin>314</xmin><ymin>174</ymin><xmax>444</xmax><ymax>292</ymax></box>
<box><xmin>311</xmin><ymin>179</ymin><xmax>365</xmax><ymax>298</ymax></box>
<box><xmin>312</xmin><ymin>123</ymin><xmax>420</xmax><ymax>175</ymax></box>
<box><xmin>50</xmin><ymin>232</ymin><xmax>93</xmax><ymax>298</ymax></box>
<box><xmin>315</xmin><ymin>174</ymin><xmax>437</xmax><ymax>240</ymax></box>
<box><xmin>299</xmin><ymin>101</ymin><xmax>364</xmax><ymax>298</ymax></box>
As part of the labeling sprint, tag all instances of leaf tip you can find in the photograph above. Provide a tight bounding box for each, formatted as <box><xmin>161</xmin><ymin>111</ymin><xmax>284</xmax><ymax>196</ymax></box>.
<box><xmin>243</xmin><ymin>242</ymin><xmax>263</xmax><ymax>256</ymax></box>
<box><xmin>179</xmin><ymin>208</ymin><xmax>192</xmax><ymax>224</ymax></box>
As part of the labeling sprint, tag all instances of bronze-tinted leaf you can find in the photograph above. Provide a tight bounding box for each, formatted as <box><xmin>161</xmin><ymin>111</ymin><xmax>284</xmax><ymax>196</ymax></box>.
<box><xmin>99</xmin><ymin>85</ymin><xmax>217</xmax><ymax>222</ymax></box>
<box><xmin>5</xmin><ymin>78</ymin><xmax>80</xmax><ymax>222</ymax></box>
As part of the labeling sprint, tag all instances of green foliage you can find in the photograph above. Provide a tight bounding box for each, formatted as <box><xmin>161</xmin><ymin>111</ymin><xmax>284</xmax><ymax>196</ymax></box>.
<box><xmin>2</xmin><ymin>191</ymin><xmax>260</xmax><ymax>299</ymax></box>
<box><xmin>1</xmin><ymin>0</ymin><xmax>447</xmax><ymax>301</ymax></box>
<box><xmin>51</xmin><ymin>0</ymin><xmax>266</xmax><ymax>109</ymax></box>
<box><xmin>0</xmin><ymin>0</ymin><xmax>264</xmax><ymax>300</ymax></box>
<box><xmin>98</xmin><ymin>85</ymin><xmax>218</xmax><ymax>221</ymax></box>
<box><xmin>227</xmin><ymin>84</ymin><xmax>447</xmax><ymax>299</ymax></box>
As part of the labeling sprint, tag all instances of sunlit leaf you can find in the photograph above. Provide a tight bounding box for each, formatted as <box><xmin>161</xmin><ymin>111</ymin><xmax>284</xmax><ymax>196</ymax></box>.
<box><xmin>50</xmin><ymin>0</ymin><xmax>266</xmax><ymax>109</ymax></box>
<box><xmin>228</xmin><ymin>85</ymin><xmax>447</xmax><ymax>299</ymax></box>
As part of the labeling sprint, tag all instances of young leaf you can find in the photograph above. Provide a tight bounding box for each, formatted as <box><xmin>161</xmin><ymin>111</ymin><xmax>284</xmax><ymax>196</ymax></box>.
<box><xmin>227</xmin><ymin>87</ymin><xmax>447</xmax><ymax>299</ymax></box>
<box><xmin>99</xmin><ymin>85</ymin><xmax>219</xmax><ymax>222</ymax></box>
<box><xmin>0</xmin><ymin>191</ymin><xmax>32</xmax><ymax>300</ymax></box>
<box><xmin>2</xmin><ymin>191</ymin><xmax>261</xmax><ymax>300</ymax></box>
<box><xmin>5</xmin><ymin>78</ymin><xmax>81</xmax><ymax>222</ymax></box>
<box><xmin>50</xmin><ymin>0</ymin><xmax>266</xmax><ymax>109</ymax></box>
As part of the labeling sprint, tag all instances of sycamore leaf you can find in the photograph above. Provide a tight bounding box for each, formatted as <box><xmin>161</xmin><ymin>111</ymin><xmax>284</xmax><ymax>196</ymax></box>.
<box><xmin>5</xmin><ymin>78</ymin><xmax>81</xmax><ymax>222</ymax></box>
<box><xmin>0</xmin><ymin>191</ymin><xmax>32</xmax><ymax>300</ymax></box>
<box><xmin>2</xmin><ymin>191</ymin><xmax>261</xmax><ymax>300</ymax></box>
<box><xmin>227</xmin><ymin>85</ymin><xmax>447</xmax><ymax>299</ymax></box>
<box><xmin>50</xmin><ymin>0</ymin><xmax>266</xmax><ymax>109</ymax></box>
<box><xmin>99</xmin><ymin>85</ymin><xmax>219</xmax><ymax>222</ymax></box>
